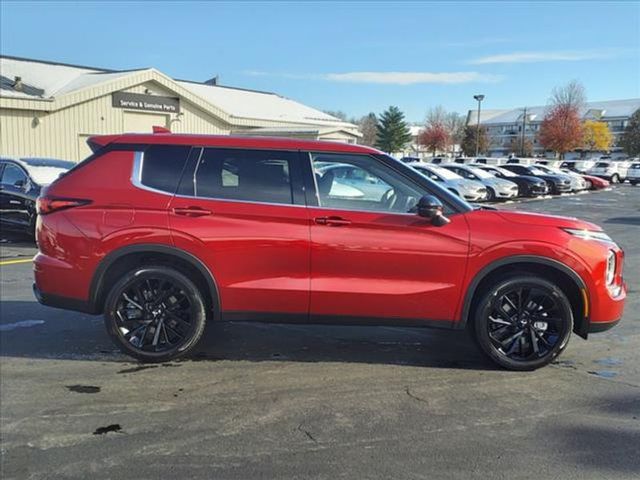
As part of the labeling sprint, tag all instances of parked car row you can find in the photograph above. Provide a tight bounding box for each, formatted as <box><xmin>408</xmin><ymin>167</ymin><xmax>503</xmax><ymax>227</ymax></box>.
<box><xmin>407</xmin><ymin>160</ymin><xmax>608</xmax><ymax>203</ymax></box>
<box><xmin>422</xmin><ymin>155</ymin><xmax>639</xmax><ymax>186</ymax></box>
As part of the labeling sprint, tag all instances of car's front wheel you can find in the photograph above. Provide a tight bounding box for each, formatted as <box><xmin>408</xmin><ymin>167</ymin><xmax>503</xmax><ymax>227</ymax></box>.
<box><xmin>472</xmin><ymin>275</ymin><xmax>573</xmax><ymax>370</ymax></box>
<box><xmin>104</xmin><ymin>266</ymin><xmax>207</xmax><ymax>363</ymax></box>
<box><xmin>610</xmin><ymin>174</ymin><xmax>620</xmax><ymax>184</ymax></box>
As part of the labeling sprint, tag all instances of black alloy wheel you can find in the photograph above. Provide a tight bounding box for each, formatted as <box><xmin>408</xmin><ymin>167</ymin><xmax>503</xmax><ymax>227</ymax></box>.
<box><xmin>486</xmin><ymin>187</ymin><xmax>496</xmax><ymax>202</ymax></box>
<box><xmin>472</xmin><ymin>275</ymin><xmax>573</xmax><ymax>370</ymax></box>
<box><xmin>104</xmin><ymin>266</ymin><xmax>207</xmax><ymax>362</ymax></box>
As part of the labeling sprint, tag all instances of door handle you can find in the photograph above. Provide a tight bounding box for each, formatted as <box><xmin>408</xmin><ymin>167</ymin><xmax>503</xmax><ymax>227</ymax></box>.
<box><xmin>314</xmin><ymin>216</ymin><xmax>351</xmax><ymax>227</ymax></box>
<box><xmin>172</xmin><ymin>206</ymin><xmax>213</xmax><ymax>217</ymax></box>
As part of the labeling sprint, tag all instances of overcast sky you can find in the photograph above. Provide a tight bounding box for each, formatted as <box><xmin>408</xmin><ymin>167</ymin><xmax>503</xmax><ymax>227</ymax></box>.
<box><xmin>2</xmin><ymin>1</ymin><xmax>638</xmax><ymax>122</ymax></box>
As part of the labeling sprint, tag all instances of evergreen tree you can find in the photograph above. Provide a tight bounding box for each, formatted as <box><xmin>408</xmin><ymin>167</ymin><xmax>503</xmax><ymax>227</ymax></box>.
<box><xmin>375</xmin><ymin>106</ymin><xmax>412</xmax><ymax>153</ymax></box>
<box><xmin>460</xmin><ymin>125</ymin><xmax>489</xmax><ymax>156</ymax></box>
<box><xmin>620</xmin><ymin>109</ymin><xmax>640</xmax><ymax>156</ymax></box>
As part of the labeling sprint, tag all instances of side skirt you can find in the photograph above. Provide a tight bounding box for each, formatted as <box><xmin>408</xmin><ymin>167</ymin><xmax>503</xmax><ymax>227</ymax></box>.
<box><xmin>221</xmin><ymin>311</ymin><xmax>460</xmax><ymax>330</ymax></box>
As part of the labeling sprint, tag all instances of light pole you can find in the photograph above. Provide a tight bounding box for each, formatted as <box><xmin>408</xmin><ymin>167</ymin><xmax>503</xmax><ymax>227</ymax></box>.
<box><xmin>521</xmin><ymin>106</ymin><xmax>527</xmax><ymax>157</ymax></box>
<box><xmin>473</xmin><ymin>94</ymin><xmax>485</xmax><ymax>157</ymax></box>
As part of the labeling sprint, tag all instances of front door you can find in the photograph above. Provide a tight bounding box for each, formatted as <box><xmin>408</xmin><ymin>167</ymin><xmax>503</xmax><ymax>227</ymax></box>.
<box><xmin>307</xmin><ymin>152</ymin><xmax>469</xmax><ymax>324</ymax></box>
<box><xmin>169</xmin><ymin>147</ymin><xmax>310</xmax><ymax>317</ymax></box>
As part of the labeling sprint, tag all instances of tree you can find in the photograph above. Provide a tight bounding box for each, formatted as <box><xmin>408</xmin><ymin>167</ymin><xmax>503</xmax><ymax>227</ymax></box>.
<box><xmin>550</xmin><ymin>80</ymin><xmax>586</xmax><ymax>111</ymax></box>
<box><xmin>425</xmin><ymin>106</ymin><xmax>448</xmax><ymax>127</ymax></box>
<box><xmin>620</xmin><ymin>109</ymin><xmax>640</xmax><ymax>156</ymax></box>
<box><xmin>323</xmin><ymin>110</ymin><xmax>350</xmax><ymax>122</ymax></box>
<box><xmin>356</xmin><ymin>113</ymin><xmax>378</xmax><ymax>147</ymax></box>
<box><xmin>375</xmin><ymin>106</ymin><xmax>412</xmax><ymax>153</ymax></box>
<box><xmin>418</xmin><ymin>123</ymin><xmax>450</xmax><ymax>155</ymax></box>
<box><xmin>582</xmin><ymin>120</ymin><xmax>612</xmax><ymax>153</ymax></box>
<box><xmin>539</xmin><ymin>104</ymin><xmax>583</xmax><ymax>158</ymax></box>
<box><xmin>508</xmin><ymin>137</ymin><xmax>534</xmax><ymax>156</ymax></box>
<box><xmin>460</xmin><ymin>125</ymin><xmax>489</xmax><ymax>156</ymax></box>
<box><xmin>444</xmin><ymin>112</ymin><xmax>465</xmax><ymax>154</ymax></box>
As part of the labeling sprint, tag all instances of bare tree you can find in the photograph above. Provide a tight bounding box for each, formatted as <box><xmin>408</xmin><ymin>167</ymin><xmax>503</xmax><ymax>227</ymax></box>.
<box><xmin>550</xmin><ymin>80</ymin><xmax>586</xmax><ymax>110</ymax></box>
<box><xmin>357</xmin><ymin>113</ymin><xmax>378</xmax><ymax>147</ymax></box>
<box><xmin>444</xmin><ymin>112</ymin><xmax>465</xmax><ymax>154</ymax></box>
<box><xmin>425</xmin><ymin>105</ymin><xmax>448</xmax><ymax>127</ymax></box>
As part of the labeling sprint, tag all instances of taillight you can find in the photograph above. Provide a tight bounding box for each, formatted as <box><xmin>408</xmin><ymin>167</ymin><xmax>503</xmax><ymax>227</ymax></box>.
<box><xmin>36</xmin><ymin>196</ymin><xmax>91</xmax><ymax>215</ymax></box>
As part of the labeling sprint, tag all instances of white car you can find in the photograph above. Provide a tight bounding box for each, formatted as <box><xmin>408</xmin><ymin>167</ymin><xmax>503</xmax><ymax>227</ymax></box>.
<box><xmin>560</xmin><ymin>159</ymin><xmax>597</xmax><ymax>174</ymax></box>
<box><xmin>588</xmin><ymin>161</ymin><xmax>629</xmax><ymax>184</ymax></box>
<box><xmin>627</xmin><ymin>162</ymin><xmax>640</xmax><ymax>185</ymax></box>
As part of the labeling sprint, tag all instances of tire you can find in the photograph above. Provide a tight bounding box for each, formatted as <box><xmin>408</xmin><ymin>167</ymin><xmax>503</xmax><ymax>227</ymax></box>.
<box><xmin>585</xmin><ymin>180</ymin><xmax>592</xmax><ymax>190</ymax></box>
<box><xmin>104</xmin><ymin>266</ymin><xmax>207</xmax><ymax>363</ymax></box>
<box><xmin>448</xmin><ymin>188</ymin><xmax>460</xmax><ymax>197</ymax></box>
<box><xmin>631</xmin><ymin>181</ymin><xmax>638</xmax><ymax>186</ymax></box>
<box><xmin>471</xmin><ymin>275</ymin><xmax>573</xmax><ymax>371</ymax></box>
<box><xmin>486</xmin><ymin>187</ymin><xmax>496</xmax><ymax>202</ymax></box>
<box><xmin>610</xmin><ymin>174</ymin><xmax>620</xmax><ymax>184</ymax></box>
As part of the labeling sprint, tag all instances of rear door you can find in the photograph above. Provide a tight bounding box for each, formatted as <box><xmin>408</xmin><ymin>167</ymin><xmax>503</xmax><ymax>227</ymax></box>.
<box><xmin>169</xmin><ymin>147</ymin><xmax>310</xmax><ymax>318</ymax></box>
<box><xmin>305</xmin><ymin>152</ymin><xmax>470</xmax><ymax>323</ymax></box>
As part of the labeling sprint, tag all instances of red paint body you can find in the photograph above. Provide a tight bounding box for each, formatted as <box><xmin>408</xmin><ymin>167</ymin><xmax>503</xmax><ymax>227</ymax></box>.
<box><xmin>581</xmin><ymin>174</ymin><xmax>610</xmax><ymax>190</ymax></box>
<box><xmin>33</xmin><ymin>134</ymin><xmax>625</xmax><ymax>334</ymax></box>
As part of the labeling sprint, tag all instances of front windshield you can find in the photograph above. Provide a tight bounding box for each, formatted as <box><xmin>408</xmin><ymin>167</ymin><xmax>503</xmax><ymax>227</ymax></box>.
<box><xmin>429</xmin><ymin>165</ymin><xmax>462</xmax><ymax>180</ymax></box>
<box><xmin>493</xmin><ymin>166</ymin><xmax>517</xmax><ymax>177</ymax></box>
<box><xmin>466</xmin><ymin>166</ymin><xmax>493</xmax><ymax>179</ymax></box>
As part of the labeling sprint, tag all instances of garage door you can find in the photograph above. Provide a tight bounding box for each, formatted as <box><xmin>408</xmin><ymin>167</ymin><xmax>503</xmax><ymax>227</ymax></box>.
<box><xmin>123</xmin><ymin>111</ymin><xmax>169</xmax><ymax>133</ymax></box>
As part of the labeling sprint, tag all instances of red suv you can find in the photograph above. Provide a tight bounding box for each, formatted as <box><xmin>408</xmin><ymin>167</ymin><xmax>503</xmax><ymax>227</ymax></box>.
<box><xmin>33</xmin><ymin>134</ymin><xmax>626</xmax><ymax>370</ymax></box>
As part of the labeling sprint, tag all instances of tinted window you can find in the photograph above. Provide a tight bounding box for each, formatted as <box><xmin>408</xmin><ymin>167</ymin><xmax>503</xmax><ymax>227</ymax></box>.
<box><xmin>192</xmin><ymin>148</ymin><xmax>294</xmax><ymax>205</ymax></box>
<box><xmin>595</xmin><ymin>162</ymin><xmax>609</xmax><ymax>168</ymax></box>
<box><xmin>311</xmin><ymin>153</ymin><xmax>424</xmax><ymax>213</ymax></box>
<box><xmin>1</xmin><ymin>164</ymin><xmax>27</xmax><ymax>187</ymax></box>
<box><xmin>140</xmin><ymin>145</ymin><xmax>192</xmax><ymax>193</ymax></box>
<box><xmin>21</xmin><ymin>158</ymin><xmax>75</xmax><ymax>169</ymax></box>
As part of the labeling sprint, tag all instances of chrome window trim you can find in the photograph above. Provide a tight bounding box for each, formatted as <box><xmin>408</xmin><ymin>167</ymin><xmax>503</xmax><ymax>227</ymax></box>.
<box><xmin>130</xmin><ymin>150</ymin><xmax>307</xmax><ymax>209</ymax></box>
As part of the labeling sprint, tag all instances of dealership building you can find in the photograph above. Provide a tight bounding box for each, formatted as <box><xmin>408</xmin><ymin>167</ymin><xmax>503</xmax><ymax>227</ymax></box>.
<box><xmin>0</xmin><ymin>55</ymin><xmax>361</xmax><ymax>162</ymax></box>
<box><xmin>466</xmin><ymin>98</ymin><xmax>640</xmax><ymax>158</ymax></box>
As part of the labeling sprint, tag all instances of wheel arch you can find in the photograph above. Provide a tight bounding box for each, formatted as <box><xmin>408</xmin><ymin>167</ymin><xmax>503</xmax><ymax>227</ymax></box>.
<box><xmin>89</xmin><ymin>244</ymin><xmax>220</xmax><ymax>319</ymax></box>
<box><xmin>460</xmin><ymin>255</ymin><xmax>590</xmax><ymax>339</ymax></box>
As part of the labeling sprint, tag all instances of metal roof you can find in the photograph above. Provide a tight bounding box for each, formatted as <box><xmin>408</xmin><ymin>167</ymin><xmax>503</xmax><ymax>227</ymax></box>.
<box><xmin>468</xmin><ymin>99</ymin><xmax>640</xmax><ymax>125</ymax></box>
<box><xmin>0</xmin><ymin>55</ymin><xmax>355</xmax><ymax>131</ymax></box>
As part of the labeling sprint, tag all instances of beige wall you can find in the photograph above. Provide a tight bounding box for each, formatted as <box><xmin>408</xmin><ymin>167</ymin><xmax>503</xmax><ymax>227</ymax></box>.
<box><xmin>0</xmin><ymin>80</ymin><xmax>230</xmax><ymax>162</ymax></box>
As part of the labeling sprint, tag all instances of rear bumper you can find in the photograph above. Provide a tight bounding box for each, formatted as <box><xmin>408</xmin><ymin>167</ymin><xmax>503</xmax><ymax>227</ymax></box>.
<box><xmin>33</xmin><ymin>283</ymin><xmax>96</xmax><ymax>314</ymax></box>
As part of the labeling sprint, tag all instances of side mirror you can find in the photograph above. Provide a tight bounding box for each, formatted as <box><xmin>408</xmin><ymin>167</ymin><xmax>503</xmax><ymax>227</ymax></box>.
<box><xmin>14</xmin><ymin>179</ymin><xmax>26</xmax><ymax>189</ymax></box>
<box><xmin>416</xmin><ymin>195</ymin><xmax>450</xmax><ymax>226</ymax></box>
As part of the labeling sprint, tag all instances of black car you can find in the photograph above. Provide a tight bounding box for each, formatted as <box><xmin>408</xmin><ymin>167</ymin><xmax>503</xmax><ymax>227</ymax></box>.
<box><xmin>471</xmin><ymin>164</ymin><xmax>549</xmax><ymax>197</ymax></box>
<box><xmin>501</xmin><ymin>164</ymin><xmax>572</xmax><ymax>194</ymax></box>
<box><xmin>0</xmin><ymin>157</ymin><xmax>74</xmax><ymax>236</ymax></box>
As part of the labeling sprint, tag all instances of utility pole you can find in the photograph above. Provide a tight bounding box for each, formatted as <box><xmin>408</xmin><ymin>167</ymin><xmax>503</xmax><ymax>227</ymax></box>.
<box><xmin>521</xmin><ymin>106</ymin><xmax>528</xmax><ymax>157</ymax></box>
<box><xmin>473</xmin><ymin>94</ymin><xmax>485</xmax><ymax>157</ymax></box>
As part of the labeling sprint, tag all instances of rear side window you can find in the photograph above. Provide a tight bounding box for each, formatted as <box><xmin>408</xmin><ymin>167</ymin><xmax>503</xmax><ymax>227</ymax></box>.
<box><xmin>188</xmin><ymin>148</ymin><xmax>295</xmax><ymax>205</ymax></box>
<box><xmin>140</xmin><ymin>145</ymin><xmax>192</xmax><ymax>193</ymax></box>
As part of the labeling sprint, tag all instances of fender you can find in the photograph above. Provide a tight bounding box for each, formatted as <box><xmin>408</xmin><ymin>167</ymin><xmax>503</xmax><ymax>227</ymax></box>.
<box><xmin>89</xmin><ymin>243</ymin><xmax>220</xmax><ymax>316</ymax></box>
<box><xmin>458</xmin><ymin>254</ymin><xmax>588</xmax><ymax>332</ymax></box>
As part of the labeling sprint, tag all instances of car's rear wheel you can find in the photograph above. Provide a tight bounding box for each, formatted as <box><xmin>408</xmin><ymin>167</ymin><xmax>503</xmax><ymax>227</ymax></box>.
<box><xmin>104</xmin><ymin>266</ymin><xmax>207</xmax><ymax>363</ymax></box>
<box><xmin>472</xmin><ymin>275</ymin><xmax>573</xmax><ymax>370</ymax></box>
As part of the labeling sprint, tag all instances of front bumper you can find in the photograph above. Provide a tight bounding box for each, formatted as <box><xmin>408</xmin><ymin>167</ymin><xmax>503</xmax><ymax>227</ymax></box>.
<box><xmin>589</xmin><ymin>318</ymin><xmax>621</xmax><ymax>333</ymax></box>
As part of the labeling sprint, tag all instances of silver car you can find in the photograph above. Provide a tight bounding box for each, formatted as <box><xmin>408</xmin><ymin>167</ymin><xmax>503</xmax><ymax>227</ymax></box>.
<box><xmin>535</xmin><ymin>164</ymin><xmax>588</xmax><ymax>191</ymax></box>
<box><xmin>441</xmin><ymin>164</ymin><xmax>519</xmax><ymax>201</ymax></box>
<box><xmin>409</xmin><ymin>163</ymin><xmax>487</xmax><ymax>202</ymax></box>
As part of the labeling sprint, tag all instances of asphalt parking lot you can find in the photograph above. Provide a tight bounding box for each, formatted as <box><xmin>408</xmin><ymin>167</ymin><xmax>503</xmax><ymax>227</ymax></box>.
<box><xmin>1</xmin><ymin>186</ymin><xmax>639</xmax><ymax>480</ymax></box>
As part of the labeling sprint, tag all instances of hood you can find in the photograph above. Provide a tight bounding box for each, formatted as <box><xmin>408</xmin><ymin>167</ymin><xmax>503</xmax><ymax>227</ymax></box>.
<box><xmin>494</xmin><ymin>210</ymin><xmax>601</xmax><ymax>231</ymax></box>
<box><xmin>484</xmin><ymin>176</ymin><xmax>517</xmax><ymax>188</ymax></box>
<box><xmin>517</xmin><ymin>175</ymin><xmax>547</xmax><ymax>185</ymax></box>
<box><xmin>454</xmin><ymin>179</ymin><xmax>484</xmax><ymax>190</ymax></box>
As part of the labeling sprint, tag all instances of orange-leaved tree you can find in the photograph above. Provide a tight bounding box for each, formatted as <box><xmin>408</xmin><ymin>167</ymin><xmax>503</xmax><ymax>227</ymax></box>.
<box><xmin>418</xmin><ymin>123</ymin><xmax>450</xmax><ymax>155</ymax></box>
<box><xmin>538</xmin><ymin>104</ymin><xmax>583</xmax><ymax>159</ymax></box>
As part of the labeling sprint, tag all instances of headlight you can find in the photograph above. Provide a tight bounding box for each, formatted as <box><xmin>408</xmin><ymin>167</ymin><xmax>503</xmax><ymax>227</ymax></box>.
<box><xmin>564</xmin><ymin>228</ymin><xmax>613</xmax><ymax>243</ymax></box>
<box><xmin>606</xmin><ymin>250</ymin><xmax>616</xmax><ymax>285</ymax></box>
